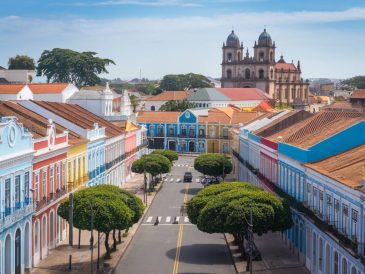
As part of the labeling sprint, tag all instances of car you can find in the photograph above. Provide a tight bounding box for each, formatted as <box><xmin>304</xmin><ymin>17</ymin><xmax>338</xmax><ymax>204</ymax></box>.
<box><xmin>183</xmin><ymin>172</ymin><xmax>193</xmax><ymax>182</ymax></box>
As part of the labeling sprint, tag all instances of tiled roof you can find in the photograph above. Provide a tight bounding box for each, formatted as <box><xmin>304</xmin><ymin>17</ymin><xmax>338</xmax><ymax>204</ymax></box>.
<box><xmin>137</xmin><ymin>111</ymin><xmax>180</xmax><ymax>123</ymax></box>
<box><xmin>305</xmin><ymin>144</ymin><xmax>365</xmax><ymax>189</ymax></box>
<box><xmin>217</xmin><ymin>88</ymin><xmax>271</xmax><ymax>100</ymax></box>
<box><xmin>324</xmin><ymin>102</ymin><xmax>353</xmax><ymax>110</ymax></box>
<box><xmin>350</xmin><ymin>89</ymin><xmax>365</xmax><ymax>99</ymax></box>
<box><xmin>146</xmin><ymin>91</ymin><xmax>191</xmax><ymax>101</ymax></box>
<box><xmin>188</xmin><ymin>88</ymin><xmax>229</xmax><ymax>101</ymax></box>
<box><xmin>267</xmin><ymin>111</ymin><xmax>365</xmax><ymax>148</ymax></box>
<box><xmin>31</xmin><ymin>101</ymin><xmax>124</xmax><ymax>138</ymax></box>
<box><xmin>275</xmin><ymin>63</ymin><xmax>298</xmax><ymax>71</ymax></box>
<box><xmin>0</xmin><ymin>101</ymin><xmax>85</xmax><ymax>144</ymax></box>
<box><xmin>0</xmin><ymin>84</ymin><xmax>25</xmax><ymax>94</ymax></box>
<box><xmin>28</xmin><ymin>83</ymin><xmax>69</xmax><ymax>94</ymax></box>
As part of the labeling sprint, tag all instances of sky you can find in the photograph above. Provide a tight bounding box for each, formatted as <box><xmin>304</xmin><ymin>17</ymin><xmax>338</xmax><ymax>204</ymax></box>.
<box><xmin>1</xmin><ymin>0</ymin><xmax>365</xmax><ymax>81</ymax></box>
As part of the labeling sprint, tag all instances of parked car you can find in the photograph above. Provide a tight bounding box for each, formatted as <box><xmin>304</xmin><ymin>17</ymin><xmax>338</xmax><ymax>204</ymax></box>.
<box><xmin>201</xmin><ymin>175</ymin><xmax>223</xmax><ymax>187</ymax></box>
<box><xmin>183</xmin><ymin>172</ymin><xmax>193</xmax><ymax>182</ymax></box>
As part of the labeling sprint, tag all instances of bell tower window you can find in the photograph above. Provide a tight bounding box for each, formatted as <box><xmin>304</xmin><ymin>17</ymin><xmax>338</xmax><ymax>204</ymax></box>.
<box><xmin>270</xmin><ymin>51</ymin><xmax>273</xmax><ymax>62</ymax></box>
<box><xmin>227</xmin><ymin>53</ymin><xmax>232</xmax><ymax>63</ymax></box>
<box><xmin>270</xmin><ymin>69</ymin><xmax>273</xmax><ymax>79</ymax></box>
<box><xmin>259</xmin><ymin>69</ymin><xmax>264</xmax><ymax>80</ymax></box>
<box><xmin>259</xmin><ymin>51</ymin><xmax>264</xmax><ymax>62</ymax></box>
<box><xmin>245</xmin><ymin>69</ymin><xmax>250</xmax><ymax>79</ymax></box>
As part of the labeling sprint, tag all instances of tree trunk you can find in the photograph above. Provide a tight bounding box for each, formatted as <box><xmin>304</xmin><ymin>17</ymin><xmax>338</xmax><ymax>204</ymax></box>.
<box><xmin>104</xmin><ymin>232</ymin><xmax>111</xmax><ymax>259</ymax></box>
<box><xmin>238</xmin><ymin>233</ymin><xmax>246</xmax><ymax>259</ymax></box>
<box><xmin>118</xmin><ymin>229</ymin><xmax>122</xmax><ymax>243</ymax></box>
<box><xmin>78</xmin><ymin>229</ymin><xmax>81</xmax><ymax>249</ymax></box>
<box><xmin>233</xmin><ymin>233</ymin><xmax>239</xmax><ymax>245</ymax></box>
<box><xmin>112</xmin><ymin>229</ymin><xmax>117</xmax><ymax>251</ymax></box>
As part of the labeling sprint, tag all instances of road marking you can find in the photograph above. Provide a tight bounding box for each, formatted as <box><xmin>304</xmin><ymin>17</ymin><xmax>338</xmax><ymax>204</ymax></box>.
<box><xmin>172</xmin><ymin>181</ymin><xmax>190</xmax><ymax>274</ymax></box>
<box><xmin>170</xmin><ymin>178</ymin><xmax>174</xmax><ymax>182</ymax></box>
<box><xmin>164</xmin><ymin>178</ymin><xmax>168</xmax><ymax>182</ymax></box>
<box><xmin>184</xmin><ymin>216</ymin><xmax>189</xmax><ymax>223</ymax></box>
<box><xmin>177</xmin><ymin>178</ymin><xmax>181</xmax><ymax>182</ymax></box>
<box><xmin>146</xmin><ymin>216</ymin><xmax>153</xmax><ymax>223</ymax></box>
<box><xmin>175</xmin><ymin>216</ymin><xmax>180</xmax><ymax>223</ymax></box>
<box><xmin>195</xmin><ymin>178</ymin><xmax>200</xmax><ymax>182</ymax></box>
<box><xmin>166</xmin><ymin>216</ymin><xmax>171</xmax><ymax>223</ymax></box>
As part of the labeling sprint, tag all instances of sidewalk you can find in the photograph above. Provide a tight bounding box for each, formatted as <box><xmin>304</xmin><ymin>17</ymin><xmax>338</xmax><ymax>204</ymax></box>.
<box><xmin>31</xmin><ymin>173</ymin><xmax>158</xmax><ymax>274</ymax></box>
<box><xmin>226</xmin><ymin>232</ymin><xmax>310</xmax><ymax>274</ymax></box>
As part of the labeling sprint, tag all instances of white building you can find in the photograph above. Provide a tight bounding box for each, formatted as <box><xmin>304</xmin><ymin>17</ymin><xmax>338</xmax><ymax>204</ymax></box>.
<box><xmin>29</xmin><ymin>83</ymin><xmax>78</xmax><ymax>102</ymax></box>
<box><xmin>0</xmin><ymin>84</ymin><xmax>34</xmax><ymax>100</ymax></box>
<box><xmin>0</xmin><ymin>67</ymin><xmax>35</xmax><ymax>83</ymax></box>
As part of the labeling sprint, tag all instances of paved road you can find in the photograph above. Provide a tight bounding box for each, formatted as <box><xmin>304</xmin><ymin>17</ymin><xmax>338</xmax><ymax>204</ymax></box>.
<box><xmin>115</xmin><ymin>155</ymin><xmax>236</xmax><ymax>274</ymax></box>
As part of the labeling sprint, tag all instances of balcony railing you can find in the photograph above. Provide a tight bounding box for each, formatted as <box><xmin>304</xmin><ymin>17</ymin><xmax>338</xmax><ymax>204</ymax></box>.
<box><xmin>34</xmin><ymin>187</ymin><xmax>68</xmax><ymax>212</ymax></box>
<box><xmin>0</xmin><ymin>204</ymin><xmax>33</xmax><ymax>230</ymax></box>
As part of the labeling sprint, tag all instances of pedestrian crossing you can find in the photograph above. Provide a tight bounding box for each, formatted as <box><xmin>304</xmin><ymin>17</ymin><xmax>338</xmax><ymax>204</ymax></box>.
<box><xmin>163</xmin><ymin>178</ymin><xmax>201</xmax><ymax>183</ymax></box>
<box><xmin>142</xmin><ymin>215</ymin><xmax>192</xmax><ymax>226</ymax></box>
<box><xmin>173</xmin><ymin>163</ymin><xmax>191</xmax><ymax>167</ymax></box>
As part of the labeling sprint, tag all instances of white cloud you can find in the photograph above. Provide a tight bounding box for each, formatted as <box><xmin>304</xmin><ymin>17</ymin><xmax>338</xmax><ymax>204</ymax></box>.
<box><xmin>0</xmin><ymin>8</ymin><xmax>364</xmax><ymax>80</ymax></box>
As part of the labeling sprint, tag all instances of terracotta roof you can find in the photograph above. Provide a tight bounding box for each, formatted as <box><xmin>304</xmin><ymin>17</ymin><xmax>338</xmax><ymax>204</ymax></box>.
<box><xmin>31</xmin><ymin>101</ymin><xmax>124</xmax><ymax>138</ymax></box>
<box><xmin>350</xmin><ymin>89</ymin><xmax>365</xmax><ymax>99</ymax></box>
<box><xmin>275</xmin><ymin>63</ymin><xmax>298</xmax><ymax>71</ymax></box>
<box><xmin>0</xmin><ymin>84</ymin><xmax>25</xmax><ymax>94</ymax></box>
<box><xmin>305</xmin><ymin>144</ymin><xmax>365</xmax><ymax>190</ymax></box>
<box><xmin>28</xmin><ymin>83</ymin><xmax>69</xmax><ymax>94</ymax></box>
<box><xmin>267</xmin><ymin>111</ymin><xmax>365</xmax><ymax>148</ymax></box>
<box><xmin>217</xmin><ymin>88</ymin><xmax>271</xmax><ymax>100</ymax></box>
<box><xmin>201</xmin><ymin>108</ymin><xmax>261</xmax><ymax>125</ymax></box>
<box><xmin>137</xmin><ymin>111</ymin><xmax>180</xmax><ymax>123</ymax></box>
<box><xmin>0</xmin><ymin>101</ymin><xmax>85</xmax><ymax>144</ymax></box>
<box><xmin>146</xmin><ymin>91</ymin><xmax>191</xmax><ymax>101</ymax></box>
<box><xmin>325</xmin><ymin>102</ymin><xmax>353</xmax><ymax>110</ymax></box>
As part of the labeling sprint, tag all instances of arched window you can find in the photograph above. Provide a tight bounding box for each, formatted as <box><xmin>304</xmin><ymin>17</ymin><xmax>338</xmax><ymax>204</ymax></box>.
<box><xmin>259</xmin><ymin>51</ymin><xmax>264</xmax><ymax>62</ymax></box>
<box><xmin>270</xmin><ymin>69</ymin><xmax>274</xmax><ymax>79</ymax></box>
<box><xmin>259</xmin><ymin>69</ymin><xmax>264</xmax><ymax>80</ymax></box>
<box><xmin>319</xmin><ymin>238</ymin><xmax>323</xmax><ymax>271</ymax></box>
<box><xmin>227</xmin><ymin>53</ymin><xmax>232</xmax><ymax>62</ymax></box>
<box><xmin>227</xmin><ymin>69</ymin><xmax>232</xmax><ymax>79</ymax></box>
<box><xmin>245</xmin><ymin>68</ymin><xmax>250</xmax><ymax>79</ymax></box>
<box><xmin>333</xmin><ymin>252</ymin><xmax>339</xmax><ymax>274</ymax></box>
<box><xmin>151</xmin><ymin>106</ymin><xmax>155</xmax><ymax>111</ymax></box>
<box><xmin>351</xmin><ymin>266</ymin><xmax>357</xmax><ymax>274</ymax></box>
<box><xmin>342</xmin><ymin>258</ymin><xmax>347</xmax><ymax>274</ymax></box>
<box><xmin>270</xmin><ymin>51</ymin><xmax>273</xmax><ymax>62</ymax></box>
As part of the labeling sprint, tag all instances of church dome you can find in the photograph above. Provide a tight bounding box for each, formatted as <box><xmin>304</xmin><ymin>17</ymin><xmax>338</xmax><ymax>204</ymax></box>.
<box><xmin>258</xmin><ymin>29</ymin><xmax>272</xmax><ymax>46</ymax></box>
<box><xmin>226</xmin><ymin>30</ymin><xmax>240</xmax><ymax>47</ymax></box>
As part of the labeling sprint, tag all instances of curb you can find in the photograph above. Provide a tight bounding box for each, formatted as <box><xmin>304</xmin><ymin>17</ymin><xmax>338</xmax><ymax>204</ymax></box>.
<box><xmin>107</xmin><ymin>183</ymin><xmax>162</xmax><ymax>274</ymax></box>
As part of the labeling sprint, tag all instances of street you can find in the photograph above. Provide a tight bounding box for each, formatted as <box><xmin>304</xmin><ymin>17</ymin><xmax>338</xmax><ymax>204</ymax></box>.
<box><xmin>115</xmin><ymin>155</ymin><xmax>236</xmax><ymax>274</ymax></box>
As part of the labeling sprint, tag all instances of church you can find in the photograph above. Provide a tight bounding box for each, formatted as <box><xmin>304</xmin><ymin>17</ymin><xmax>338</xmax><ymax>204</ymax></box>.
<box><xmin>221</xmin><ymin>29</ymin><xmax>310</xmax><ymax>105</ymax></box>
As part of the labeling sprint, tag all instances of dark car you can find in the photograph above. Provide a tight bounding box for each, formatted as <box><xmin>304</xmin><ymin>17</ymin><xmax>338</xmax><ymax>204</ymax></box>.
<box><xmin>183</xmin><ymin>172</ymin><xmax>193</xmax><ymax>182</ymax></box>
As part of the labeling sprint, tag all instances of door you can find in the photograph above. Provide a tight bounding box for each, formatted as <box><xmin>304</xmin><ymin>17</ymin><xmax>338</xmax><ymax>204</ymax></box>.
<box><xmin>168</xmin><ymin>141</ymin><xmax>176</xmax><ymax>151</ymax></box>
<box><xmin>15</xmin><ymin>229</ymin><xmax>21</xmax><ymax>274</ymax></box>
<box><xmin>189</xmin><ymin>141</ymin><xmax>195</xmax><ymax>152</ymax></box>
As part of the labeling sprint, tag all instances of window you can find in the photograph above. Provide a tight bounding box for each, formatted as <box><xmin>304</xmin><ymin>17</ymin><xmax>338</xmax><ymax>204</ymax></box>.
<box><xmin>226</xmin><ymin>69</ymin><xmax>232</xmax><ymax>79</ymax></box>
<box><xmin>42</xmin><ymin>170</ymin><xmax>47</xmax><ymax>199</ymax></box>
<box><xmin>245</xmin><ymin>68</ymin><xmax>250</xmax><ymax>79</ymax></box>
<box><xmin>351</xmin><ymin>209</ymin><xmax>358</xmax><ymax>241</ymax></box>
<box><xmin>83</xmin><ymin>157</ymin><xmax>86</xmax><ymax>178</ymax></box>
<box><xmin>306</xmin><ymin>184</ymin><xmax>312</xmax><ymax>206</ymax></box>
<box><xmin>334</xmin><ymin>199</ymin><xmax>340</xmax><ymax>228</ymax></box>
<box><xmin>333</xmin><ymin>252</ymin><xmax>339</xmax><ymax>274</ymax></box>
<box><xmin>227</xmin><ymin>53</ymin><xmax>232</xmax><ymax>62</ymax></box>
<box><xmin>222</xmin><ymin>127</ymin><xmax>228</xmax><ymax>138</ymax></box>
<box><xmin>50</xmin><ymin>166</ymin><xmax>54</xmax><ymax>194</ymax></box>
<box><xmin>151</xmin><ymin>106</ymin><xmax>155</xmax><ymax>111</ymax></box>
<box><xmin>24</xmin><ymin>172</ymin><xmax>29</xmax><ymax>200</ymax></box>
<box><xmin>210</xmin><ymin>127</ymin><xmax>215</xmax><ymax>138</ymax></box>
<box><xmin>342</xmin><ymin>258</ymin><xmax>347</xmax><ymax>274</ymax></box>
<box><xmin>56</xmin><ymin>165</ymin><xmax>60</xmax><ymax>190</ymax></box>
<box><xmin>189</xmin><ymin>127</ymin><xmax>195</xmax><ymax>137</ymax></box>
<box><xmin>319</xmin><ymin>238</ymin><xmax>323</xmax><ymax>271</ymax></box>
<box><xmin>270</xmin><ymin>51</ymin><xmax>273</xmax><ymax>62</ymax></box>
<box><xmin>181</xmin><ymin>141</ymin><xmax>186</xmax><ymax>151</ymax></box>
<box><xmin>169</xmin><ymin>126</ymin><xmax>174</xmax><ymax>136</ymax></box>
<box><xmin>73</xmin><ymin>159</ymin><xmax>76</xmax><ymax>182</ymax></box>
<box><xmin>149</xmin><ymin>125</ymin><xmax>154</xmax><ymax>137</ymax></box>
<box><xmin>270</xmin><ymin>69</ymin><xmax>273</xmax><ymax>79</ymax></box>
<box><xmin>35</xmin><ymin>173</ymin><xmax>39</xmax><ymax>201</ymax></box>
<box><xmin>342</xmin><ymin>205</ymin><xmax>349</xmax><ymax>234</ymax></box>
<box><xmin>313</xmin><ymin>187</ymin><xmax>318</xmax><ymax>211</ymax></box>
<box><xmin>5</xmin><ymin>178</ymin><xmax>11</xmax><ymax>215</ymax></box>
<box><xmin>223</xmin><ymin>143</ymin><xmax>229</xmax><ymax>153</ymax></box>
<box><xmin>199</xmin><ymin>128</ymin><xmax>205</xmax><ymax>137</ymax></box>
<box><xmin>68</xmin><ymin>162</ymin><xmax>72</xmax><ymax>182</ymax></box>
<box><xmin>157</xmin><ymin>125</ymin><xmax>164</xmax><ymax>136</ymax></box>
<box><xmin>78</xmin><ymin>158</ymin><xmax>82</xmax><ymax>181</ymax></box>
<box><xmin>62</xmin><ymin>162</ymin><xmax>66</xmax><ymax>189</ymax></box>
<box><xmin>326</xmin><ymin>194</ymin><xmax>332</xmax><ymax>221</ymax></box>
<box><xmin>259</xmin><ymin>51</ymin><xmax>264</xmax><ymax>62</ymax></box>
<box><xmin>259</xmin><ymin>69</ymin><xmax>264</xmax><ymax>79</ymax></box>
<box><xmin>15</xmin><ymin>175</ymin><xmax>20</xmax><ymax>208</ymax></box>
<box><xmin>319</xmin><ymin>191</ymin><xmax>324</xmax><ymax>217</ymax></box>
<box><xmin>181</xmin><ymin>126</ymin><xmax>187</xmax><ymax>137</ymax></box>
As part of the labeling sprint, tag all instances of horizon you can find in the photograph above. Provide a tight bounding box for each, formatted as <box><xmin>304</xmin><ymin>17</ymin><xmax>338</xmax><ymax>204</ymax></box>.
<box><xmin>1</xmin><ymin>0</ymin><xmax>365</xmax><ymax>80</ymax></box>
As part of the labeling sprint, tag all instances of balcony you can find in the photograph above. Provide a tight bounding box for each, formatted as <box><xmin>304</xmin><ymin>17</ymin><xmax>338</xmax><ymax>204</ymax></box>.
<box><xmin>35</xmin><ymin>188</ymin><xmax>68</xmax><ymax>212</ymax></box>
<box><xmin>0</xmin><ymin>204</ymin><xmax>33</xmax><ymax>230</ymax></box>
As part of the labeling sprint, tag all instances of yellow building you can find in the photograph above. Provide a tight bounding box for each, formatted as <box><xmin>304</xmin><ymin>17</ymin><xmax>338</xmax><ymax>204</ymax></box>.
<box><xmin>67</xmin><ymin>140</ymin><xmax>88</xmax><ymax>190</ymax></box>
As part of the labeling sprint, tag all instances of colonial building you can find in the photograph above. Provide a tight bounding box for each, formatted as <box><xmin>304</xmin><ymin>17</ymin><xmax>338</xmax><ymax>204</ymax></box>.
<box><xmin>0</xmin><ymin>117</ymin><xmax>34</xmax><ymax>274</ymax></box>
<box><xmin>221</xmin><ymin>29</ymin><xmax>310</xmax><ymax>105</ymax></box>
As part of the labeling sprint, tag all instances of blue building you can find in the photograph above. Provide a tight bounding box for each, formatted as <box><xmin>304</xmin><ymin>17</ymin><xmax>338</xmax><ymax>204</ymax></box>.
<box><xmin>0</xmin><ymin>117</ymin><xmax>34</xmax><ymax>274</ymax></box>
<box><xmin>233</xmin><ymin>110</ymin><xmax>365</xmax><ymax>274</ymax></box>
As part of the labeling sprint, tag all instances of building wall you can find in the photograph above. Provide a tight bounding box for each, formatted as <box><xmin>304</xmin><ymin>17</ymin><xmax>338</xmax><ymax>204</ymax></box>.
<box><xmin>67</xmin><ymin>142</ymin><xmax>88</xmax><ymax>190</ymax></box>
<box><xmin>144</xmin><ymin>101</ymin><xmax>166</xmax><ymax>111</ymax></box>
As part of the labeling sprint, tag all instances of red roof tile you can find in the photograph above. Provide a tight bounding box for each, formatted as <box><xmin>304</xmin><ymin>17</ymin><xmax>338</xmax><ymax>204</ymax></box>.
<box><xmin>137</xmin><ymin>111</ymin><xmax>180</xmax><ymax>123</ymax></box>
<box><xmin>146</xmin><ymin>91</ymin><xmax>191</xmax><ymax>101</ymax></box>
<box><xmin>28</xmin><ymin>83</ymin><xmax>69</xmax><ymax>94</ymax></box>
<box><xmin>0</xmin><ymin>84</ymin><xmax>25</xmax><ymax>94</ymax></box>
<box><xmin>350</xmin><ymin>89</ymin><xmax>365</xmax><ymax>99</ymax></box>
<box><xmin>217</xmin><ymin>88</ymin><xmax>270</xmax><ymax>100</ymax></box>
<box><xmin>275</xmin><ymin>63</ymin><xmax>298</xmax><ymax>71</ymax></box>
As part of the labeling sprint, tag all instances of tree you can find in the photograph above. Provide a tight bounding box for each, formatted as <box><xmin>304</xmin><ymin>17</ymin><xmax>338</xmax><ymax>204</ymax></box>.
<box><xmin>151</xmin><ymin>149</ymin><xmax>178</xmax><ymax>163</ymax></box>
<box><xmin>58</xmin><ymin>186</ymin><xmax>133</xmax><ymax>259</ymax></box>
<box><xmin>8</xmin><ymin>55</ymin><xmax>35</xmax><ymax>70</ymax></box>
<box><xmin>37</xmin><ymin>48</ymin><xmax>115</xmax><ymax>87</ymax></box>
<box><xmin>187</xmin><ymin>182</ymin><xmax>292</xmax><ymax>258</ymax></box>
<box><xmin>159</xmin><ymin>73</ymin><xmax>213</xmax><ymax>91</ymax></box>
<box><xmin>342</xmin><ymin>76</ymin><xmax>365</xmax><ymax>89</ymax></box>
<box><xmin>129</xmin><ymin>94</ymin><xmax>139</xmax><ymax>112</ymax></box>
<box><xmin>194</xmin><ymin>153</ymin><xmax>232</xmax><ymax>179</ymax></box>
<box><xmin>160</xmin><ymin>99</ymin><xmax>197</xmax><ymax>111</ymax></box>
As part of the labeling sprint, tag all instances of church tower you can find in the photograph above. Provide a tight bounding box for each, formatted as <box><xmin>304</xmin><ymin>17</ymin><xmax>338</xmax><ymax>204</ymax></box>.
<box><xmin>221</xmin><ymin>30</ymin><xmax>243</xmax><ymax>88</ymax></box>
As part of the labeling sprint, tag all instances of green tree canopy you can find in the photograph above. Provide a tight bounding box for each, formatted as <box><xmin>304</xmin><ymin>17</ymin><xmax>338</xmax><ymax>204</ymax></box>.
<box><xmin>342</xmin><ymin>76</ymin><xmax>365</xmax><ymax>89</ymax></box>
<box><xmin>132</xmin><ymin>154</ymin><xmax>172</xmax><ymax>177</ymax></box>
<box><xmin>57</xmin><ymin>186</ymin><xmax>134</xmax><ymax>258</ymax></box>
<box><xmin>37</xmin><ymin>48</ymin><xmax>115</xmax><ymax>87</ymax></box>
<box><xmin>159</xmin><ymin>73</ymin><xmax>213</xmax><ymax>91</ymax></box>
<box><xmin>151</xmin><ymin>149</ymin><xmax>178</xmax><ymax>163</ymax></box>
<box><xmin>8</xmin><ymin>55</ymin><xmax>35</xmax><ymax>70</ymax></box>
<box><xmin>187</xmin><ymin>182</ymin><xmax>293</xmax><ymax>257</ymax></box>
<box><xmin>129</xmin><ymin>94</ymin><xmax>139</xmax><ymax>112</ymax></box>
<box><xmin>160</xmin><ymin>99</ymin><xmax>197</xmax><ymax>111</ymax></box>
<box><xmin>194</xmin><ymin>153</ymin><xmax>232</xmax><ymax>178</ymax></box>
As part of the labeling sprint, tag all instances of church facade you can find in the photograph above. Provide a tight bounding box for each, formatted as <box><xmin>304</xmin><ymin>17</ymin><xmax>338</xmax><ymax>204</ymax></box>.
<box><xmin>221</xmin><ymin>29</ymin><xmax>310</xmax><ymax>105</ymax></box>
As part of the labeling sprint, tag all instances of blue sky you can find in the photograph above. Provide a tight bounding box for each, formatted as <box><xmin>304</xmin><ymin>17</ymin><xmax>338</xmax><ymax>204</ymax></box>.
<box><xmin>1</xmin><ymin>0</ymin><xmax>365</xmax><ymax>80</ymax></box>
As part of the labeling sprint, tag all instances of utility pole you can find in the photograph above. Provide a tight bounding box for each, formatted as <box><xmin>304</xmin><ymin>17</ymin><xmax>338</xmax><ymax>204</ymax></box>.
<box><xmin>68</xmin><ymin>193</ymin><xmax>74</xmax><ymax>270</ymax></box>
<box><xmin>246</xmin><ymin>205</ymin><xmax>254</xmax><ymax>274</ymax></box>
